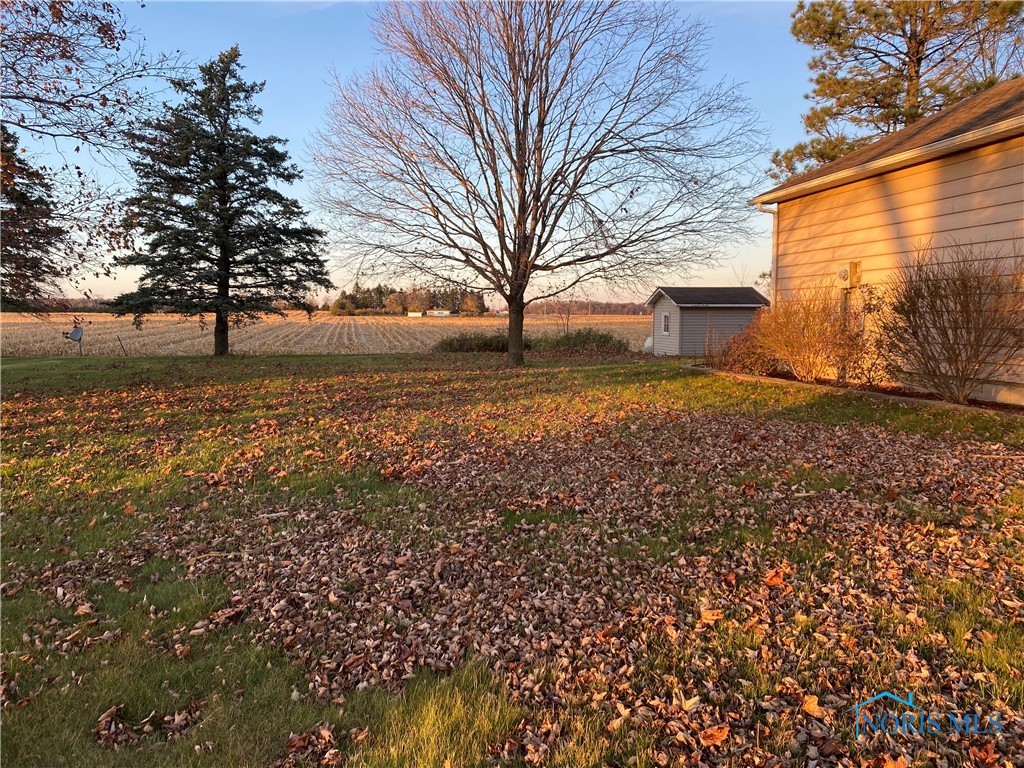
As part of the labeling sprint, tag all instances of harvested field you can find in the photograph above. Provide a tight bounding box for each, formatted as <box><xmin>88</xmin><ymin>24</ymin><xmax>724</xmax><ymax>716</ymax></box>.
<box><xmin>0</xmin><ymin>312</ymin><xmax>651</xmax><ymax>356</ymax></box>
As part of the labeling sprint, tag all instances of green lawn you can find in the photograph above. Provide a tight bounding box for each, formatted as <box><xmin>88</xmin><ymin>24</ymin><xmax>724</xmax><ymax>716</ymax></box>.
<box><xmin>2</xmin><ymin>354</ymin><xmax>1022</xmax><ymax>767</ymax></box>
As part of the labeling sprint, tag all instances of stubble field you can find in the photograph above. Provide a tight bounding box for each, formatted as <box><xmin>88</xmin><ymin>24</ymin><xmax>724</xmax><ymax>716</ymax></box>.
<box><xmin>0</xmin><ymin>312</ymin><xmax>652</xmax><ymax>357</ymax></box>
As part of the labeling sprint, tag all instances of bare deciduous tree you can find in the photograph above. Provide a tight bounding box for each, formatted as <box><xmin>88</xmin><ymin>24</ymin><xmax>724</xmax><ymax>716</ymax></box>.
<box><xmin>554</xmin><ymin>287</ymin><xmax>583</xmax><ymax>335</ymax></box>
<box><xmin>384</xmin><ymin>291</ymin><xmax>406</xmax><ymax>315</ymax></box>
<box><xmin>459</xmin><ymin>292</ymin><xmax>486</xmax><ymax>317</ymax></box>
<box><xmin>0</xmin><ymin>124</ymin><xmax>132</xmax><ymax>311</ymax></box>
<box><xmin>2</xmin><ymin>0</ymin><xmax>179</xmax><ymax>154</ymax></box>
<box><xmin>1</xmin><ymin>0</ymin><xmax>180</xmax><ymax>308</ymax></box>
<box><xmin>877</xmin><ymin>243</ymin><xmax>1024</xmax><ymax>404</ymax></box>
<box><xmin>313</xmin><ymin>0</ymin><xmax>764</xmax><ymax>364</ymax></box>
<box><xmin>405</xmin><ymin>286</ymin><xmax>432</xmax><ymax>314</ymax></box>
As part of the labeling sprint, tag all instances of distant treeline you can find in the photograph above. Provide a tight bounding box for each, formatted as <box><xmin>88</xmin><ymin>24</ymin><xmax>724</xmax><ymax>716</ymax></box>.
<box><xmin>0</xmin><ymin>297</ymin><xmax>111</xmax><ymax>313</ymax></box>
<box><xmin>1</xmin><ymin>293</ymin><xmax>647</xmax><ymax>318</ymax></box>
<box><xmin>525</xmin><ymin>300</ymin><xmax>649</xmax><ymax>316</ymax></box>
<box><xmin>320</xmin><ymin>283</ymin><xmax>488</xmax><ymax>316</ymax></box>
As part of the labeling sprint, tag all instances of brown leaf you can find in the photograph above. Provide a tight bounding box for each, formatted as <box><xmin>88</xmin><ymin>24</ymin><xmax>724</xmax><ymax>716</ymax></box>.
<box><xmin>698</xmin><ymin>724</ymin><xmax>729</xmax><ymax>747</ymax></box>
<box><xmin>699</xmin><ymin>608</ymin><xmax>724</xmax><ymax>625</ymax></box>
<box><xmin>801</xmin><ymin>694</ymin><xmax>827</xmax><ymax>718</ymax></box>
<box><xmin>968</xmin><ymin>741</ymin><xmax>1000</xmax><ymax>767</ymax></box>
<box><xmin>285</xmin><ymin>732</ymin><xmax>311</xmax><ymax>754</ymax></box>
<box><xmin>607</xmin><ymin>714</ymin><xmax>628</xmax><ymax>732</ymax></box>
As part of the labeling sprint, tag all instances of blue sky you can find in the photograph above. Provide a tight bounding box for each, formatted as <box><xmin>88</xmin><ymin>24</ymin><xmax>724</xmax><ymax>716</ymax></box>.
<box><xmin>84</xmin><ymin>1</ymin><xmax>814</xmax><ymax>300</ymax></box>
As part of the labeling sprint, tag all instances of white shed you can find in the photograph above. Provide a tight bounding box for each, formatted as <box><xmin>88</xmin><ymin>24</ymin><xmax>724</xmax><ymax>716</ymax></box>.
<box><xmin>645</xmin><ymin>287</ymin><xmax>769</xmax><ymax>357</ymax></box>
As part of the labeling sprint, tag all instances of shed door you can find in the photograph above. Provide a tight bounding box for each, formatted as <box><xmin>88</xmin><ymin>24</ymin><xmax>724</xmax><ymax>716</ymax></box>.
<box><xmin>680</xmin><ymin>309</ymin><xmax>756</xmax><ymax>356</ymax></box>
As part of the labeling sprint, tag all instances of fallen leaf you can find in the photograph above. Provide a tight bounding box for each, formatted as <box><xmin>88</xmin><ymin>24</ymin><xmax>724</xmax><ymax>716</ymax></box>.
<box><xmin>700</xmin><ymin>608</ymin><xmax>724</xmax><ymax>625</ymax></box>
<box><xmin>801</xmin><ymin>694</ymin><xmax>827</xmax><ymax>718</ymax></box>
<box><xmin>699</xmin><ymin>724</ymin><xmax>729</xmax><ymax>747</ymax></box>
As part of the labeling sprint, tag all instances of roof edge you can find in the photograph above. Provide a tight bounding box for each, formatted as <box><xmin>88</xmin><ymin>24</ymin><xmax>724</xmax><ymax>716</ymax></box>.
<box><xmin>644</xmin><ymin>287</ymin><xmax>668</xmax><ymax>307</ymax></box>
<box><xmin>674</xmin><ymin>303</ymin><xmax>769</xmax><ymax>308</ymax></box>
<box><xmin>750</xmin><ymin>114</ymin><xmax>1024</xmax><ymax>206</ymax></box>
<box><xmin>644</xmin><ymin>287</ymin><xmax>768</xmax><ymax>308</ymax></box>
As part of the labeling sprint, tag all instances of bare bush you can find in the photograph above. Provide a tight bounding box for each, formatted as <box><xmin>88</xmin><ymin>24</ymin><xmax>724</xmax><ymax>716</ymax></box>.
<box><xmin>705</xmin><ymin>314</ymin><xmax>778</xmax><ymax>376</ymax></box>
<box><xmin>753</xmin><ymin>284</ymin><xmax>864</xmax><ymax>383</ymax></box>
<box><xmin>877</xmin><ymin>243</ymin><xmax>1024</xmax><ymax>404</ymax></box>
<box><xmin>837</xmin><ymin>285</ymin><xmax>886</xmax><ymax>386</ymax></box>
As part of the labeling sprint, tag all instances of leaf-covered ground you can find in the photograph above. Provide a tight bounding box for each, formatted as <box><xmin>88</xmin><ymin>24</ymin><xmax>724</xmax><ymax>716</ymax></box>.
<box><xmin>2</xmin><ymin>355</ymin><xmax>1022</xmax><ymax>767</ymax></box>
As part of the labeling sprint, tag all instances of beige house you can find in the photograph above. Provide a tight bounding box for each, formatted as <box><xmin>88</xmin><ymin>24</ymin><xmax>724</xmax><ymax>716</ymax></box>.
<box><xmin>752</xmin><ymin>78</ymin><xmax>1024</xmax><ymax>404</ymax></box>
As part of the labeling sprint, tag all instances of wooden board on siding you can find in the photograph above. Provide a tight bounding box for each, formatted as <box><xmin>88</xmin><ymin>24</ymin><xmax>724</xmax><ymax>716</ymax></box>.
<box><xmin>780</xmin><ymin>201</ymin><xmax>1023</xmax><ymax>252</ymax></box>
<box><xmin>775</xmin><ymin>234</ymin><xmax>1022</xmax><ymax>284</ymax></box>
<box><xmin>779</xmin><ymin>175</ymin><xmax>1021</xmax><ymax>234</ymax></box>
<box><xmin>779</xmin><ymin>184</ymin><xmax>1022</xmax><ymax>245</ymax></box>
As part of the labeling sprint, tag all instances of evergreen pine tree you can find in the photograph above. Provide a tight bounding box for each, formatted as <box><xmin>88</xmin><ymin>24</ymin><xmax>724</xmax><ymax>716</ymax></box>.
<box><xmin>0</xmin><ymin>125</ymin><xmax>69</xmax><ymax>310</ymax></box>
<box><xmin>771</xmin><ymin>1</ymin><xmax>1024</xmax><ymax>180</ymax></box>
<box><xmin>112</xmin><ymin>47</ymin><xmax>332</xmax><ymax>354</ymax></box>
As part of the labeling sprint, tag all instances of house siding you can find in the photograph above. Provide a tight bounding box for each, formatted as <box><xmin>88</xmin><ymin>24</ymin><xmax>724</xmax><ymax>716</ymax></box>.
<box><xmin>651</xmin><ymin>295</ymin><xmax>679</xmax><ymax>355</ymax></box>
<box><xmin>680</xmin><ymin>309</ymin><xmax>760</xmax><ymax>356</ymax></box>
<box><xmin>772</xmin><ymin>134</ymin><xmax>1024</xmax><ymax>404</ymax></box>
<box><xmin>774</xmin><ymin>137</ymin><xmax>1023</xmax><ymax>291</ymax></box>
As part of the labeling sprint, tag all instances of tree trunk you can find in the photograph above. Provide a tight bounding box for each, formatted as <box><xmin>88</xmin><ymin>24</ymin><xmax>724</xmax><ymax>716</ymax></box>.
<box><xmin>215</xmin><ymin>234</ymin><xmax>230</xmax><ymax>355</ymax></box>
<box><xmin>214</xmin><ymin>309</ymin><xmax>229</xmax><ymax>356</ymax></box>
<box><xmin>507</xmin><ymin>297</ymin><xmax>526</xmax><ymax>366</ymax></box>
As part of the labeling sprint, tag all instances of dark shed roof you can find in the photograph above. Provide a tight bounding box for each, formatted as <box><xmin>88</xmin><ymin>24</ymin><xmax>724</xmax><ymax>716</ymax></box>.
<box><xmin>752</xmin><ymin>78</ymin><xmax>1024</xmax><ymax>204</ymax></box>
<box><xmin>645</xmin><ymin>286</ymin><xmax>769</xmax><ymax>308</ymax></box>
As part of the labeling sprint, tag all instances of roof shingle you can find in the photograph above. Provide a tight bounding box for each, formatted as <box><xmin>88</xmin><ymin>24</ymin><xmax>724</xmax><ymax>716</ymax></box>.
<box><xmin>646</xmin><ymin>286</ymin><xmax>769</xmax><ymax>307</ymax></box>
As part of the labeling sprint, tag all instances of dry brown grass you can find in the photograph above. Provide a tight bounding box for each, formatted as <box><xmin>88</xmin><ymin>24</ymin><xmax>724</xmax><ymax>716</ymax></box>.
<box><xmin>0</xmin><ymin>312</ymin><xmax>652</xmax><ymax>357</ymax></box>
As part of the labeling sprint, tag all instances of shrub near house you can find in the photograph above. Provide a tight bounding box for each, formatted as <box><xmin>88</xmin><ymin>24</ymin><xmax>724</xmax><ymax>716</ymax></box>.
<box><xmin>877</xmin><ymin>244</ymin><xmax>1024</xmax><ymax>404</ymax></box>
<box><xmin>714</xmin><ymin>245</ymin><xmax>1024</xmax><ymax>405</ymax></box>
<box><xmin>751</xmin><ymin>78</ymin><xmax>1024</xmax><ymax>404</ymax></box>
